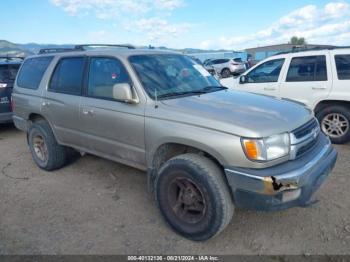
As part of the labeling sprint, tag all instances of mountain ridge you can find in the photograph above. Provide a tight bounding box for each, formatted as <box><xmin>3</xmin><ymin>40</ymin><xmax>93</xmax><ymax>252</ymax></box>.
<box><xmin>0</xmin><ymin>40</ymin><xmax>237</xmax><ymax>57</ymax></box>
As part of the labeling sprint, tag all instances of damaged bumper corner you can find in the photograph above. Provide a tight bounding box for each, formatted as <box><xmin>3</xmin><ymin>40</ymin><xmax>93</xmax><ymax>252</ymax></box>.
<box><xmin>224</xmin><ymin>134</ymin><xmax>338</xmax><ymax>211</ymax></box>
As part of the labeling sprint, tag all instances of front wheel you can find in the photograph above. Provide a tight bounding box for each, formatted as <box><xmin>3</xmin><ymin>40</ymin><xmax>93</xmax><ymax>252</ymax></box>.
<box><xmin>155</xmin><ymin>154</ymin><xmax>234</xmax><ymax>241</ymax></box>
<box><xmin>316</xmin><ymin>105</ymin><xmax>350</xmax><ymax>144</ymax></box>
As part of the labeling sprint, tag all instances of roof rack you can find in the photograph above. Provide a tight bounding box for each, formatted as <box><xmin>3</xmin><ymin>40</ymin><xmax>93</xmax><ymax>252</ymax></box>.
<box><xmin>75</xmin><ymin>44</ymin><xmax>135</xmax><ymax>50</ymax></box>
<box><xmin>38</xmin><ymin>44</ymin><xmax>135</xmax><ymax>55</ymax></box>
<box><xmin>273</xmin><ymin>46</ymin><xmax>350</xmax><ymax>56</ymax></box>
<box><xmin>38</xmin><ymin>47</ymin><xmax>83</xmax><ymax>54</ymax></box>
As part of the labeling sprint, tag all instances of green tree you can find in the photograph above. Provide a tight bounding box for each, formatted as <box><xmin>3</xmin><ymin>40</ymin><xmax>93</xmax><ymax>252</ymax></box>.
<box><xmin>289</xmin><ymin>36</ymin><xmax>306</xmax><ymax>45</ymax></box>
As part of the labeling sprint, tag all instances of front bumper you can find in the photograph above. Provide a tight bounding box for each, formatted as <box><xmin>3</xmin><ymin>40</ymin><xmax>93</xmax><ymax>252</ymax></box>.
<box><xmin>0</xmin><ymin>112</ymin><xmax>13</xmax><ymax>123</ymax></box>
<box><xmin>224</xmin><ymin>134</ymin><xmax>337</xmax><ymax>211</ymax></box>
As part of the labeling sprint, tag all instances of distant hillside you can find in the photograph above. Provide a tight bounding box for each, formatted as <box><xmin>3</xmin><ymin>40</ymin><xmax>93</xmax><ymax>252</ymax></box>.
<box><xmin>0</xmin><ymin>40</ymin><xmax>237</xmax><ymax>57</ymax></box>
<box><xmin>0</xmin><ymin>40</ymin><xmax>33</xmax><ymax>57</ymax></box>
<box><xmin>19</xmin><ymin>43</ymin><xmax>75</xmax><ymax>54</ymax></box>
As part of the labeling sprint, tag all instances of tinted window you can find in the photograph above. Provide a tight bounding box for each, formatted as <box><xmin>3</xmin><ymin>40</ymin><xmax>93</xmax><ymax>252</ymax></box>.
<box><xmin>0</xmin><ymin>64</ymin><xmax>20</xmax><ymax>83</ymax></box>
<box><xmin>286</xmin><ymin>56</ymin><xmax>327</xmax><ymax>82</ymax></box>
<box><xmin>219</xmin><ymin>59</ymin><xmax>229</xmax><ymax>64</ymax></box>
<box><xmin>17</xmin><ymin>57</ymin><xmax>53</xmax><ymax>89</ymax></box>
<box><xmin>88</xmin><ymin>57</ymin><xmax>131</xmax><ymax>100</ymax></box>
<box><xmin>233</xmin><ymin>58</ymin><xmax>242</xmax><ymax>63</ymax></box>
<box><xmin>247</xmin><ymin>59</ymin><xmax>284</xmax><ymax>83</ymax></box>
<box><xmin>335</xmin><ymin>55</ymin><xmax>350</xmax><ymax>80</ymax></box>
<box><xmin>49</xmin><ymin>57</ymin><xmax>85</xmax><ymax>95</ymax></box>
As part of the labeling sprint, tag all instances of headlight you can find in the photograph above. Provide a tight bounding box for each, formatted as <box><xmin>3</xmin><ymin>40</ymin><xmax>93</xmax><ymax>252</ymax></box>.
<box><xmin>0</xmin><ymin>83</ymin><xmax>7</xmax><ymax>88</ymax></box>
<box><xmin>242</xmin><ymin>133</ymin><xmax>290</xmax><ymax>161</ymax></box>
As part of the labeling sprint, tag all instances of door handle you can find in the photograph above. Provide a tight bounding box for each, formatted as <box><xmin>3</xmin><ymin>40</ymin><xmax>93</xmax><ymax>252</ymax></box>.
<box><xmin>312</xmin><ymin>87</ymin><xmax>326</xmax><ymax>90</ymax></box>
<box><xmin>82</xmin><ymin>109</ymin><xmax>94</xmax><ymax>116</ymax></box>
<box><xmin>264</xmin><ymin>87</ymin><xmax>276</xmax><ymax>91</ymax></box>
<box><xmin>42</xmin><ymin>101</ymin><xmax>50</xmax><ymax>107</ymax></box>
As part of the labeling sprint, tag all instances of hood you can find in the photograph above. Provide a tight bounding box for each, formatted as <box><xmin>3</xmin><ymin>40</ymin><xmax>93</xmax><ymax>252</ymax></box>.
<box><xmin>155</xmin><ymin>89</ymin><xmax>312</xmax><ymax>138</ymax></box>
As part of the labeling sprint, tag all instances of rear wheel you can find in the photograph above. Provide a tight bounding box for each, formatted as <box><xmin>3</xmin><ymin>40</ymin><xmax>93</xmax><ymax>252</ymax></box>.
<box><xmin>316</xmin><ymin>105</ymin><xmax>350</xmax><ymax>144</ymax></box>
<box><xmin>155</xmin><ymin>154</ymin><xmax>234</xmax><ymax>241</ymax></box>
<box><xmin>28</xmin><ymin>120</ymin><xmax>68</xmax><ymax>171</ymax></box>
<box><xmin>221</xmin><ymin>68</ymin><xmax>231</xmax><ymax>78</ymax></box>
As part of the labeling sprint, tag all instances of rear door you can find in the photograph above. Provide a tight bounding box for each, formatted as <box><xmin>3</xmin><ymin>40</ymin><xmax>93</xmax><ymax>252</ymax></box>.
<box><xmin>330</xmin><ymin>51</ymin><xmax>350</xmax><ymax>103</ymax></box>
<box><xmin>236</xmin><ymin>58</ymin><xmax>286</xmax><ymax>96</ymax></box>
<box><xmin>0</xmin><ymin>63</ymin><xmax>20</xmax><ymax>113</ymax></box>
<box><xmin>279</xmin><ymin>53</ymin><xmax>332</xmax><ymax>109</ymax></box>
<box><xmin>42</xmin><ymin>56</ymin><xmax>86</xmax><ymax>148</ymax></box>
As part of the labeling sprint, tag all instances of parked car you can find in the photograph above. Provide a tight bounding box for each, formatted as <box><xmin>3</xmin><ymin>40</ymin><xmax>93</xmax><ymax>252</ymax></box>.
<box><xmin>13</xmin><ymin>45</ymin><xmax>337</xmax><ymax>241</ymax></box>
<box><xmin>221</xmin><ymin>47</ymin><xmax>350</xmax><ymax>144</ymax></box>
<box><xmin>204</xmin><ymin>58</ymin><xmax>246</xmax><ymax>78</ymax></box>
<box><xmin>0</xmin><ymin>57</ymin><xmax>23</xmax><ymax>123</ymax></box>
<box><xmin>189</xmin><ymin>56</ymin><xmax>219</xmax><ymax>78</ymax></box>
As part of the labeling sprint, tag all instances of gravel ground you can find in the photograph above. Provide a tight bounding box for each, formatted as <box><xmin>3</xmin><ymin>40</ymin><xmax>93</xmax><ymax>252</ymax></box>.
<box><xmin>0</xmin><ymin>123</ymin><xmax>349</xmax><ymax>255</ymax></box>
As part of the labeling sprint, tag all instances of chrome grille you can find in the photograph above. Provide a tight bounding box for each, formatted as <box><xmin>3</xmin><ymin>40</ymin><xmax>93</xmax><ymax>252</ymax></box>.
<box><xmin>293</xmin><ymin>118</ymin><xmax>319</xmax><ymax>139</ymax></box>
<box><xmin>290</xmin><ymin>118</ymin><xmax>320</xmax><ymax>159</ymax></box>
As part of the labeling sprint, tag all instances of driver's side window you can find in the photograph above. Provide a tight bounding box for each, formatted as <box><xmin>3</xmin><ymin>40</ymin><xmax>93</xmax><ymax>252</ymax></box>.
<box><xmin>246</xmin><ymin>58</ymin><xmax>285</xmax><ymax>83</ymax></box>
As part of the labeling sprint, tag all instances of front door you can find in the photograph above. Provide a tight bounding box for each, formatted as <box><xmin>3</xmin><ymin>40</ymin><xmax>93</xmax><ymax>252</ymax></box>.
<box><xmin>237</xmin><ymin>58</ymin><xmax>286</xmax><ymax>97</ymax></box>
<box><xmin>79</xmin><ymin>56</ymin><xmax>146</xmax><ymax>169</ymax></box>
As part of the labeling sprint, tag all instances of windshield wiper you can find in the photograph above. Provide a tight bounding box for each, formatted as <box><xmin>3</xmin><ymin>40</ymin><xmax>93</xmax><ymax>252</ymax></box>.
<box><xmin>157</xmin><ymin>86</ymin><xmax>227</xmax><ymax>100</ymax></box>
<box><xmin>158</xmin><ymin>90</ymin><xmax>207</xmax><ymax>99</ymax></box>
<box><xmin>200</xmin><ymin>85</ymin><xmax>228</xmax><ymax>92</ymax></box>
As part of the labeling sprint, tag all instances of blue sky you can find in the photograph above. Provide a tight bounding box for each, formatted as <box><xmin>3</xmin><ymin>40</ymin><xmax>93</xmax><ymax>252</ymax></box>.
<box><xmin>1</xmin><ymin>0</ymin><xmax>350</xmax><ymax>49</ymax></box>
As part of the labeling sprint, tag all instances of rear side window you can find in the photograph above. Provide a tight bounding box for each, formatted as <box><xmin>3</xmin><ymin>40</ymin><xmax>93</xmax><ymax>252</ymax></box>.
<box><xmin>335</xmin><ymin>55</ymin><xmax>350</xmax><ymax>80</ymax></box>
<box><xmin>17</xmin><ymin>56</ymin><xmax>53</xmax><ymax>89</ymax></box>
<box><xmin>219</xmin><ymin>59</ymin><xmax>229</xmax><ymax>63</ymax></box>
<box><xmin>286</xmin><ymin>56</ymin><xmax>327</xmax><ymax>82</ymax></box>
<box><xmin>49</xmin><ymin>57</ymin><xmax>85</xmax><ymax>95</ymax></box>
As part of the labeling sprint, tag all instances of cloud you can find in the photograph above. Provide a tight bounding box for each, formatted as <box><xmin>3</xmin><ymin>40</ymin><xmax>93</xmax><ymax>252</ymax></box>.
<box><xmin>51</xmin><ymin>0</ymin><xmax>189</xmax><ymax>45</ymax></box>
<box><xmin>204</xmin><ymin>1</ymin><xmax>350</xmax><ymax>50</ymax></box>
<box><xmin>51</xmin><ymin>0</ymin><xmax>184</xmax><ymax>17</ymax></box>
<box><xmin>132</xmin><ymin>17</ymin><xmax>192</xmax><ymax>43</ymax></box>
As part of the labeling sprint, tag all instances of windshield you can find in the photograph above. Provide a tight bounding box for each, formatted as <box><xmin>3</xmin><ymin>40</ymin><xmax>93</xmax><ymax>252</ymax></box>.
<box><xmin>0</xmin><ymin>64</ymin><xmax>20</xmax><ymax>82</ymax></box>
<box><xmin>129</xmin><ymin>54</ymin><xmax>224</xmax><ymax>100</ymax></box>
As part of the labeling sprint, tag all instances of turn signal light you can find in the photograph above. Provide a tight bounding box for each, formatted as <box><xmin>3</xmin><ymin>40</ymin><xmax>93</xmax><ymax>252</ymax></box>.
<box><xmin>243</xmin><ymin>140</ymin><xmax>258</xmax><ymax>160</ymax></box>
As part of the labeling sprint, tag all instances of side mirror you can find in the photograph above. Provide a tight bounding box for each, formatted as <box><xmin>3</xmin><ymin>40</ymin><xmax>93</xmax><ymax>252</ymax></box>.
<box><xmin>113</xmin><ymin>83</ymin><xmax>139</xmax><ymax>104</ymax></box>
<box><xmin>239</xmin><ymin>75</ymin><xmax>248</xmax><ymax>84</ymax></box>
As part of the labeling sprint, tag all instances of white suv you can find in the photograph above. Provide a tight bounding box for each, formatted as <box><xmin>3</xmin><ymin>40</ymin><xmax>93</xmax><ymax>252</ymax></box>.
<box><xmin>221</xmin><ymin>48</ymin><xmax>350</xmax><ymax>144</ymax></box>
<box><xmin>204</xmin><ymin>58</ymin><xmax>246</xmax><ymax>78</ymax></box>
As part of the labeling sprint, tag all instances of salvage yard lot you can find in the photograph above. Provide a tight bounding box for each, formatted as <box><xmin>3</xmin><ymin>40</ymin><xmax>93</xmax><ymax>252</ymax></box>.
<box><xmin>0</xmin><ymin>123</ymin><xmax>349</xmax><ymax>255</ymax></box>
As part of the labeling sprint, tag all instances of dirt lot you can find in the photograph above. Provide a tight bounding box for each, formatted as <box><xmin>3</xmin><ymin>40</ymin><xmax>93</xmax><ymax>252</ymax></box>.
<box><xmin>0</xmin><ymin>123</ymin><xmax>349</xmax><ymax>255</ymax></box>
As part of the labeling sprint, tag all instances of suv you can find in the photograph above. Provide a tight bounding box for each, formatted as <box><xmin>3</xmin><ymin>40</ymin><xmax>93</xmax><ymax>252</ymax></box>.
<box><xmin>221</xmin><ymin>47</ymin><xmax>350</xmax><ymax>144</ymax></box>
<box><xmin>204</xmin><ymin>58</ymin><xmax>246</xmax><ymax>78</ymax></box>
<box><xmin>0</xmin><ymin>57</ymin><xmax>23</xmax><ymax>123</ymax></box>
<box><xmin>13</xmin><ymin>45</ymin><xmax>337</xmax><ymax>241</ymax></box>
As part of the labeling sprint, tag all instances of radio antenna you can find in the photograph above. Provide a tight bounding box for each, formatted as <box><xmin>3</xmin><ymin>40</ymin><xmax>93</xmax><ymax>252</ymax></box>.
<box><xmin>155</xmin><ymin>88</ymin><xmax>159</xmax><ymax>109</ymax></box>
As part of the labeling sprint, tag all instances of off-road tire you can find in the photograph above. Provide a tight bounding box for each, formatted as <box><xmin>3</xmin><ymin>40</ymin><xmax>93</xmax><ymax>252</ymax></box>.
<box><xmin>155</xmin><ymin>153</ymin><xmax>234</xmax><ymax>241</ymax></box>
<box><xmin>28</xmin><ymin>120</ymin><xmax>68</xmax><ymax>171</ymax></box>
